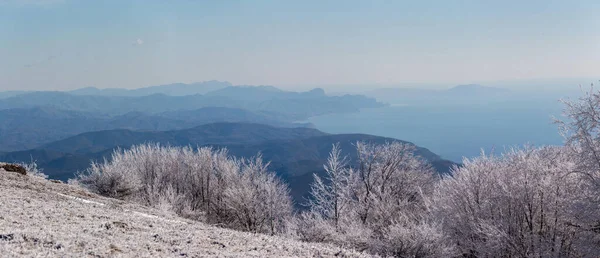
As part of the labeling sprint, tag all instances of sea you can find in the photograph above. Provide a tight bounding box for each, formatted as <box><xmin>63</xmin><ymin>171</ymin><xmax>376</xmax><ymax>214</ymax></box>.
<box><xmin>308</xmin><ymin>102</ymin><xmax>564</xmax><ymax>162</ymax></box>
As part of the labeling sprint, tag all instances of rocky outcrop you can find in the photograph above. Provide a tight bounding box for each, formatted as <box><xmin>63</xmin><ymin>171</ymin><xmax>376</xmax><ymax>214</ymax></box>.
<box><xmin>0</xmin><ymin>163</ymin><xmax>26</xmax><ymax>175</ymax></box>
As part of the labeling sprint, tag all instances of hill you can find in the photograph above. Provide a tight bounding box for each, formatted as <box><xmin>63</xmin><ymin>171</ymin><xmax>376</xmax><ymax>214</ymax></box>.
<box><xmin>0</xmin><ymin>169</ymin><xmax>368</xmax><ymax>257</ymax></box>
<box><xmin>0</xmin><ymin>87</ymin><xmax>384</xmax><ymax>119</ymax></box>
<box><xmin>40</xmin><ymin>123</ymin><xmax>327</xmax><ymax>154</ymax></box>
<box><xmin>0</xmin><ymin>90</ymin><xmax>27</xmax><ymax>99</ymax></box>
<box><xmin>213</xmin><ymin>133</ymin><xmax>456</xmax><ymax>202</ymax></box>
<box><xmin>69</xmin><ymin>80</ymin><xmax>231</xmax><ymax>96</ymax></box>
<box><xmin>0</xmin><ymin>123</ymin><xmax>456</xmax><ymax>205</ymax></box>
<box><xmin>0</xmin><ymin>107</ymin><xmax>305</xmax><ymax>152</ymax></box>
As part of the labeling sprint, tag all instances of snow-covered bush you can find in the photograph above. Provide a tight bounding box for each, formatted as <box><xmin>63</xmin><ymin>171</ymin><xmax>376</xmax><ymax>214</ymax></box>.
<box><xmin>74</xmin><ymin>86</ymin><xmax>600</xmax><ymax>256</ymax></box>
<box><xmin>22</xmin><ymin>161</ymin><xmax>47</xmax><ymax>179</ymax></box>
<box><xmin>77</xmin><ymin>143</ymin><xmax>293</xmax><ymax>235</ymax></box>
<box><xmin>431</xmin><ymin>146</ymin><xmax>600</xmax><ymax>257</ymax></box>
<box><xmin>77</xmin><ymin>153</ymin><xmax>142</xmax><ymax>198</ymax></box>
<box><xmin>221</xmin><ymin>155</ymin><xmax>293</xmax><ymax>234</ymax></box>
<box><xmin>557</xmin><ymin>86</ymin><xmax>600</xmax><ymax>215</ymax></box>
<box><xmin>299</xmin><ymin>142</ymin><xmax>452</xmax><ymax>257</ymax></box>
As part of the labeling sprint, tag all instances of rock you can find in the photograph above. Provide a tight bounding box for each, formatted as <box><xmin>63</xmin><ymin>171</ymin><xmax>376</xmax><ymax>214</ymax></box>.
<box><xmin>0</xmin><ymin>234</ymin><xmax>14</xmax><ymax>241</ymax></box>
<box><xmin>112</xmin><ymin>221</ymin><xmax>128</xmax><ymax>229</ymax></box>
<box><xmin>0</xmin><ymin>164</ymin><xmax>27</xmax><ymax>175</ymax></box>
<box><xmin>211</xmin><ymin>241</ymin><xmax>226</xmax><ymax>248</ymax></box>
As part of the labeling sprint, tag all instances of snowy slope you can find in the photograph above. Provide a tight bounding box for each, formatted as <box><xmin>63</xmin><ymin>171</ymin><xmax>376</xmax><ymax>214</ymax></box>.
<box><xmin>0</xmin><ymin>170</ymin><xmax>372</xmax><ymax>257</ymax></box>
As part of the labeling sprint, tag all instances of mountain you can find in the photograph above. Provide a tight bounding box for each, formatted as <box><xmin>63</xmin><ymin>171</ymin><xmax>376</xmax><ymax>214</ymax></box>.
<box><xmin>0</xmin><ymin>107</ymin><xmax>111</xmax><ymax>151</ymax></box>
<box><xmin>0</xmin><ymin>107</ymin><xmax>308</xmax><ymax>152</ymax></box>
<box><xmin>0</xmin><ymin>87</ymin><xmax>384</xmax><ymax>119</ymax></box>
<box><xmin>366</xmin><ymin>84</ymin><xmax>512</xmax><ymax>105</ymax></box>
<box><xmin>211</xmin><ymin>133</ymin><xmax>456</xmax><ymax>202</ymax></box>
<box><xmin>0</xmin><ymin>123</ymin><xmax>456</xmax><ymax>205</ymax></box>
<box><xmin>159</xmin><ymin>107</ymin><xmax>307</xmax><ymax>128</ymax></box>
<box><xmin>0</xmin><ymin>91</ymin><xmax>231</xmax><ymax>114</ymax></box>
<box><xmin>0</xmin><ymin>90</ymin><xmax>27</xmax><ymax>99</ymax></box>
<box><xmin>69</xmin><ymin>81</ymin><xmax>231</xmax><ymax>96</ymax></box>
<box><xmin>205</xmin><ymin>86</ymin><xmax>322</xmax><ymax>102</ymax></box>
<box><xmin>40</xmin><ymin>123</ymin><xmax>327</xmax><ymax>154</ymax></box>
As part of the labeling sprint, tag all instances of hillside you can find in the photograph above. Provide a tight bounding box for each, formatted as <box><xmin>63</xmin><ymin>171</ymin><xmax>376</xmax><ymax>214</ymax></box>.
<box><xmin>40</xmin><ymin>123</ymin><xmax>328</xmax><ymax>154</ymax></box>
<box><xmin>0</xmin><ymin>107</ymin><xmax>307</xmax><ymax>152</ymax></box>
<box><xmin>69</xmin><ymin>81</ymin><xmax>231</xmax><ymax>96</ymax></box>
<box><xmin>0</xmin><ymin>169</ymin><xmax>369</xmax><ymax>257</ymax></box>
<box><xmin>0</xmin><ymin>86</ymin><xmax>384</xmax><ymax>119</ymax></box>
<box><xmin>0</xmin><ymin>91</ymin><xmax>27</xmax><ymax>99</ymax></box>
<box><xmin>213</xmin><ymin>133</ymin><xmax>455</xmax><ymax>202</ymax></box>
<box><xmin>0</xmin><ymin>123</ymin><xmax>456</xmax><ymax>205</ymax></box>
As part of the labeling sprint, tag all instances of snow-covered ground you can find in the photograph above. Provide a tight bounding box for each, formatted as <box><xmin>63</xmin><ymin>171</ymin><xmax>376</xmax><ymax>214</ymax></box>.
<box><xmin>0</xmin><ymin>171</ymin><xmax>372</xmax><ymax>257</ymax></box>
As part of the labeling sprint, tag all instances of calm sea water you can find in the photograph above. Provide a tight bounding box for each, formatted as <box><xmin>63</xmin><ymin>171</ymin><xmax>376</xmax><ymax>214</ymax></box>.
<box><xmin>308</xmin><ymin>102</ymin><xmax>564</xmax><ymax>162</ymax></box>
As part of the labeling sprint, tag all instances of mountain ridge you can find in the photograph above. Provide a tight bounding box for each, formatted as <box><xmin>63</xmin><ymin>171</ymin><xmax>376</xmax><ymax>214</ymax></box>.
<box><xmin>40</xmin><ymin>122</ymin><xmax>328</xmax><ymax>154</ymax></box>
<box><xmin>68</xmin><ymin>80</ymin><xmax>232</xmax><ymax>96</ymax></box>
<box><xmin>0</xmin><ymin>106</ymin><xmax>308</xmax><ymax>152</ymax></box>
<box><xmin>0</xmin><ymin>87</ymin><xmax>383</xmax><ymax>119</ymax></box>
<box><xmin>0</xmin><ymin>123</ymin><xmax>456</xmax><ymax>205</ymax></box>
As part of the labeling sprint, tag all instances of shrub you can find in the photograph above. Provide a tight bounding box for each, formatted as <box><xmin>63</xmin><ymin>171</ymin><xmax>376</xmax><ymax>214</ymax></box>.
<box><xmin>431</xmin><ymin>147</ymin><xmax>600</xmax><ymax>257</ymax></box>
<box><xmin>77</xmin><ymin>143</ymin><xmax>293</xmax><ymax>235</ymax></box>
<box><xmin>299</xmin><ymin>142</ymin><xmax>453</xmax><ymax>257</ymax></box>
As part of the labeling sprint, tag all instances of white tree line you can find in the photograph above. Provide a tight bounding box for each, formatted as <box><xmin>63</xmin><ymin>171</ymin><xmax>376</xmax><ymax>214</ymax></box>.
<box><xmin>76</xmin><ymin>87</ymin><xmax>600</xmax><ymax>257</ymax></box>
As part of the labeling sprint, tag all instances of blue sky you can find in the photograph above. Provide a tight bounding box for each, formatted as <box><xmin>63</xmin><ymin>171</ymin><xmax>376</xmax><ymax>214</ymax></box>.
<box><xmin>0</xmin><ymin>0</ymin><xmax>598</xmax><ymax>91</ymax></box>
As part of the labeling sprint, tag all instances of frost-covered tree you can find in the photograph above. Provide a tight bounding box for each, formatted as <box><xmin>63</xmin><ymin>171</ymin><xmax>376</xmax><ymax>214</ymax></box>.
<box><xmin>78</xmin><ymin>143</ymin><xmax>293</xmax><ymax>235</ymax></box>
<box><xmin>306</xmin><ymin>143</ymin><xmax>350</xmax><ymax>228</ymax></box>
<box><xmin>557</xmin><ymin>86</ymin><xmax>600</xmax><ymax>207</ymax></box>
<box><xmin>300</xmin><ymin>142</ymin><xmax>453</xmax><ymax>257</ymax></box>
<box><xmin>431</xmin><ymin>146</ymin><xmax>600</xmax><ymax>257</ymax></box>
<box><xmin>221</xmin><ymin>155</ymin><xmax>293</xmax><ymax>235</ymax></box>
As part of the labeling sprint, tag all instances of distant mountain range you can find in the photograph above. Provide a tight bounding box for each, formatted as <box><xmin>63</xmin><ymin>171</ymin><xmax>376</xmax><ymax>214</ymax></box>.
<box><xmin>366</xmin><ymin>84</ymin><xmax>512</xmax><ymax>105</ymax></box>
<box><xmin>40</xmin><ymin>123</ymin><xmax>327</xmax><ymax>154</ymax></box>
<box><xmin>0</xmin><ymin>82</ymin><xmax>456</xmax><ymax>204</ymax></box>
<box><xmin>0</xmin><ymin>85</ymin><xmax>384</xmax><ymax>119</ymax></box>
<box><xmin>0</xmin><ymin>106</ymin><xmax>310</xmax><ymax>152</ymax></box>
<box><xmin>69</xmin><ymin>80</ymin><xmax>232</xmax><ymax>97</ymax></box>
<box><xmin>0</xmin><ymin>123</ymin><xmax>456</xmax><ymax>205</ymax></box>
<box><xmin>0</xmin><ymin>90</ymin><xmax>28</xmax><ymax>99</ymax></box>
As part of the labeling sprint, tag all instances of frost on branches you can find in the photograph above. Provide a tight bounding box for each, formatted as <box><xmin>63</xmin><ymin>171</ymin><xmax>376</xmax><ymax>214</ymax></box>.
<box><xmin>74</xmin><ymin>86</ymin><xmax>600</xmax><ymax>257</ymax></box>
<box><xmin>299</xmin><ymin>142</ymin><xmax>454</xmax><ymax>257</ymax></box>
<box><xmin>77</xmin><ymin>144</ymin><xmax>293</xmax><ymax>235</ymax></box>
<box><xmin>431</xmin><ymin>147</ymin><xmax>600</xmax><ymax>257</ymax></box>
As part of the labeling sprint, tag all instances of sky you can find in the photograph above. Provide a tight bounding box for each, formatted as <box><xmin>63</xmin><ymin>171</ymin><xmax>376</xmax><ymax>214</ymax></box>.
<box><xmin>0</xmin><ymin>0</ymin><xmax>599</xmax><ymax>91</ymax></box>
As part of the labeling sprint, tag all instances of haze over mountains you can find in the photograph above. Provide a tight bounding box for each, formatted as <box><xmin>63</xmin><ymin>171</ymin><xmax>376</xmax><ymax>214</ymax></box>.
<box><xmin>0</xmin><ymin>81</ymin><xmax>384</xmax><ymax>151</ymax></box>
<box><xmin>0</xmin><ymin>106</ymin><xmax>307</xmax><ymax>151</ymax></box>
<box><xmin>0</xmin><ymin>82</ymin><xmax>588</xmax><ymax>252</ymax></box>
<box><xmin>365</xmin><ymin>84</ymin><xmax>513</xmax><ymax>105</ymax></box>
<box><xmin>0</xmin><ymin>122</ymin><xmax>454</xmax><ymax>204</ymax></box>
<box><xmin>0</xmin><ymin>82</ymin><xmax>383</xmax><ymax>119</ymax></box>
<box><xmin>3</xmin><ymin>80</ymin><xmax>546</xmax><ymax>206</ymax></box>
<box><xmin>68</xmin><ymin>80</ymin><xmax>232</xmax><ymax>96</ymax></box>
<box><xmin>0</xmin><ymin>81</ymin><xmax>469</xmax><ymax>206</ymax></box>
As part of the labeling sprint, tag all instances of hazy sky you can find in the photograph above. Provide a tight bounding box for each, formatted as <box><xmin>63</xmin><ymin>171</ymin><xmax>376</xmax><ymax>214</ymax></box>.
<box><xmin>1</xmin><ymin>0</ymin><xmax>599</xmax><ymax>91</ymax></box>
